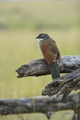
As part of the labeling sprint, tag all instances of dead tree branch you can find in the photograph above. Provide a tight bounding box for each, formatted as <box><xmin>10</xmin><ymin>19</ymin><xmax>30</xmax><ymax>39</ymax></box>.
<box><xmin>15</xmin><ymin>55</ymin><xmax>80</xmax><ymax>120</ymax></box>
<box><xmin>42</xmin><ymin>68</ymin><xmax>80</xmax><ymax>99</ymax></box>
<box><xmin>0</xmin><ymin>93</ymin><xmax>80</xmax><ymax>120</ymax></box>
<box><xmin>16</xmin><ymin>55</ymin><xmax>80</xmax><ymax>78</ymax></box>
<box><xmin>16</xmin><ymin>55</ymin><xmax>80</xmax><ymax>101</ymax></box>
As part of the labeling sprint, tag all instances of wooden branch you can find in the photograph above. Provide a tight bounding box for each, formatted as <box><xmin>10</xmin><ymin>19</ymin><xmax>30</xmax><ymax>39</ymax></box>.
<box><xmin>0</xmin><ymin>93</ymin><xmax>80</xmax><ymax>119</ymax></box>
<box><xmin>15</xmin><ymin>55</ymin><xmax>80</xmax><ymax>120</ymax></box>
<box><xmin>16</xmin><ymin>55</ymin><xmax>80</xmax><ymax>78</ymax></box>
<box><xmin>42</xmin><ymin>68</ymin><xmax>80</xmax><ymax>98</ymax></box>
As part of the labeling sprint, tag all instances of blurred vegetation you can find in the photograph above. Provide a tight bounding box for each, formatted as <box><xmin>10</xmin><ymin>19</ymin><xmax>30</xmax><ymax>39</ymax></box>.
<box><xmin>0</xmin><ymin>1</ymin><xmax>80</xmax><ymax>30</ymax></box>
<box><xmin>0</xmin><ymin>0</ymin><xmax>80</xmax><ymax>120</ymax></box>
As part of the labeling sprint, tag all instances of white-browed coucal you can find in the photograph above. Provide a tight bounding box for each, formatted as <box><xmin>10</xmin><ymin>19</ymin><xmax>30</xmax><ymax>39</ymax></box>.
<box><xmin>36</xmin><ymin>33</ymin><xmax>61</xmax><ymax>80</ymax></box>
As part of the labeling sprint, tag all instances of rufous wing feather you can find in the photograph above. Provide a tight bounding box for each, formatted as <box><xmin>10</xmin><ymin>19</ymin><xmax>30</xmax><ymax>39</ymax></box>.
<box><xmin>40</xmin><ymin>38</ymin><xmax>60</xmax><ymax>79</ymax></box>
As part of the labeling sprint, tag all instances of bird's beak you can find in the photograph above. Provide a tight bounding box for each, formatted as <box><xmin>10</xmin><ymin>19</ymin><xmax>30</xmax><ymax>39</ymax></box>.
<box><xmin>36</xmin><ymin>36</ymin><xmax>38</xmax><ymax>39</ymax></box>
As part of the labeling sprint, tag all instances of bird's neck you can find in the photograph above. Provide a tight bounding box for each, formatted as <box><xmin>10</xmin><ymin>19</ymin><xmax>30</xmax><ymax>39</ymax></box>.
<box><xmin>38</xmin><ymin>38</ymin><xmax>45</xmax><ymax>52</ymax></box>
<box><xmin>38</xmin><ymin>38</ymin><xmax>45</xmax><ymax>42</ymax></box>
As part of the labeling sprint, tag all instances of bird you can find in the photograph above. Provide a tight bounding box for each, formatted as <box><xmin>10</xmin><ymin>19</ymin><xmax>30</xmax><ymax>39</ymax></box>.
<box><xmin>36</xmin><ymin>33</ymin><xmax>61</xmax><ymax>80</ymax></box>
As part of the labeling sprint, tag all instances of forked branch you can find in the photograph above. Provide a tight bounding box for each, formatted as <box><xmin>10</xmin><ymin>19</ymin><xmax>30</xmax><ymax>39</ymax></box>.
<box><xmin>15</xmin><ymin>55</ymin><xmax>80</xmax><ymax>120</ymax></box>
<box><xmin>16</xmin><ymin>55</ymin><xmax>80</xmax><ymax>100</ymax></box>
<box><xmin>42</xmin><ymin>68</ymin><xmax>80</xmax><ymax>98</ymax></box>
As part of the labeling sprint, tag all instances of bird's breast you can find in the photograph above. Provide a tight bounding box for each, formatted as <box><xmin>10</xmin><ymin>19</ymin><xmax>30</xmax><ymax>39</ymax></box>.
<box><xmin>38</xmin><ymin>39</ymin><xmax>44</xmax><ymax>52</ymax></box>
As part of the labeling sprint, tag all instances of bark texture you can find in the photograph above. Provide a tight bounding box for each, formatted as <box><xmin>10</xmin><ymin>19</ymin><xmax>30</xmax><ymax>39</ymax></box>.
<box><xmin>16</xmin><ymin>55</ymin><xmax>80</xmax><ymax>78</ymax></box>
<box><xmin>0</xmin><ymin>93</ymin><xmax>80</xmax><ymax>120</ymax></box>
<box><xmin>14</xmin><ymin>55</ymin><xmax>80</xmax><ymax>120</ymax></box>
<box><xmin>42</xmin><ymin>68</ymin><xmax>80</xmax><ymax>98</ymax></box>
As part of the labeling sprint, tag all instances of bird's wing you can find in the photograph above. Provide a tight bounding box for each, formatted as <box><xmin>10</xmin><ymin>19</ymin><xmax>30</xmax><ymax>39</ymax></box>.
<box><xmin>40</xmin><ymin>39</ymin><xmax>60</xmax><ymax>64</ymax></box>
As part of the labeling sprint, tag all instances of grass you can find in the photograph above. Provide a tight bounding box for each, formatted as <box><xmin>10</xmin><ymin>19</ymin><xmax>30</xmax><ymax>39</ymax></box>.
<box><xmin>0</xmin><ymin>0</ymin><xmax>80</xmax><ymax>120</ymax></box>
<box><xmin>0</xmin><ymin>1</ymin><xmax>80</xmax><ymax>30</ymax></box>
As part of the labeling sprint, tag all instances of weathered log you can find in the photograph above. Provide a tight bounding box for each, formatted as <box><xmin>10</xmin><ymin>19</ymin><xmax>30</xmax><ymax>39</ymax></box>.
<box><xmin>16</xmin><ymin>55</ymin><xmax>80</xmax><ymax>78</ymax></box>
<box><xmin>42</xmin><ymin>68</ymin><xmax>80</xmax><ymax>98</ymax></box>
<box><xmin>0</xmin><ymin>93</ymin><xmax>80</xmax><ymax>120</ymax></box>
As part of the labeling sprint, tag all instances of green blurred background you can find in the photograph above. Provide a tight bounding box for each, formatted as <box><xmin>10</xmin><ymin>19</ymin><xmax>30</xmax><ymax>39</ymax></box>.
<box><xmin>0</xmin><ymin>0</ymin><xmax>80</xmax><ymax>120</ymax></box>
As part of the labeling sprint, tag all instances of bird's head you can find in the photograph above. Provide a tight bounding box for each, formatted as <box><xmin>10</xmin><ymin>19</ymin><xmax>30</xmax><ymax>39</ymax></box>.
<box><xmin>36</xmin><ymin>33</ymin><xmax>50</xmax><ymax>40</ymax></box>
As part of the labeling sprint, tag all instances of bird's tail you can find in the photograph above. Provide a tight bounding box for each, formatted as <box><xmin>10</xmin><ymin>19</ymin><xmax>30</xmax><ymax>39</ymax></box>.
<box><xmin>49</xmin><ymin>61</ymin><xmax>60</xmax><ymax>80</ymax></box>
